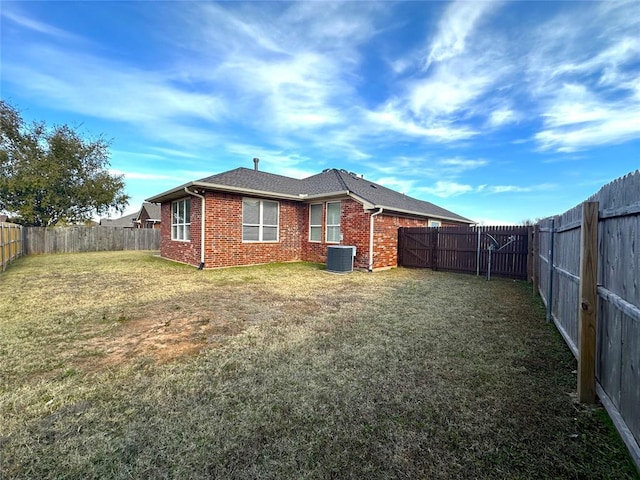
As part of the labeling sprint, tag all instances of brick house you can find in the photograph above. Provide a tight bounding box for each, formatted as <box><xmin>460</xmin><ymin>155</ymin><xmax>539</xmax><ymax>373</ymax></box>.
<box><xmin>133</xmin><ymin>202</ymin><xmax>161</xmax><ymax>229</ymax></box>
<box><xmin>146</xmin><ymin>164</ymin><xmax>473</xmax><ymax>270</ymax></box>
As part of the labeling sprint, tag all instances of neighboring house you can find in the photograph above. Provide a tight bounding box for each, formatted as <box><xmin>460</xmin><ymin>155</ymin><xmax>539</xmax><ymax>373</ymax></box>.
<box><xmin>99</xmin><ymin>211</ymin><xmax>138</xmax><ymax>228</ymax></box>
<box><xmin>146</xmin><ymin>163</ymin><xmax>474</xmax><ymax>271</ymax></box>
<box><xmin>133</xmin><ymin>202</ymin><xmax>161</xmax><ymax>229</ymax></box>
<box><xmin>100</xmin><ymin>202</ymin><xmax>161</xmax><ymax>229</ymax></box>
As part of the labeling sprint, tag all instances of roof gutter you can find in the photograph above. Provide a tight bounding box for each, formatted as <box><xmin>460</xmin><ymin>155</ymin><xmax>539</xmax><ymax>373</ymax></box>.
<box><xmin>369</xmin><ymin>208</ymin><xmax>384</xmax><ymax>272</ymax></box>
<box><xmin>184</xmin><ymin>187</ymin><xmax>205</xmax><ymax>270</ymax></box>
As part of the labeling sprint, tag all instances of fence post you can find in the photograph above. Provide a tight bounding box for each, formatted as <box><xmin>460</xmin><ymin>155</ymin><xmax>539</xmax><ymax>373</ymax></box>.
<box><xmin>578</xmin><ymin>201</ymin><xmax>599</xmax><ymax>404</ymax></box>
<box><xmin>1</xmin><ymin>223</ymin><xmax>5</xmax><ymax>272</ymax></box>
<box><xmin>546</xmin><ymin>218</ymin><xmax>555</xmax><ymax>323</ymax></box>
<box><xmin>532</xmin><ymin>225</ymin><xmax>539</xmax><ymax>295</ymax></box>
<box><xmin>476</xmin><ymin>227</ymin><xmax>481</xmax><ymax>276</ymax></box>
<box><xmin>431</xmin><ymin>228</ymin><xmax>438</xmax><ymax>271</ymax></box>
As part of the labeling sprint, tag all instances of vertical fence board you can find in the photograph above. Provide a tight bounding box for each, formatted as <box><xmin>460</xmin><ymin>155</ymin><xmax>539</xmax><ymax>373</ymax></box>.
<box><xmin>621</xmin><ymin>317</ymin><xmax>640</xmax><ymax>441</ymax></box>
<box><xmin>578</xmin><ymin>202</ymin><xmax>598</xmax><ymax>403</ymax></box>
<box><xmin>23</xmin><ymin>226</ymin><xmax>160</xmax><ymax>254</ymax></box>
<box><xmin>398</xmin><ymin>225</ymin><xmax>531</xmax><ymax>280</ymax></box>
<box><xmin>535</xmin><ymin>169</ymin><xmax>640</xmax><ymax>469</ymax></box>
<box><xmin>597</xmin><ymin>301</ymin><xmax>622</xmax><ymax>408</ymax></box>
<box><xmin>0</xmin><ymin>222</ymin><xmax>23</xmax><ymax>272</ymax></box>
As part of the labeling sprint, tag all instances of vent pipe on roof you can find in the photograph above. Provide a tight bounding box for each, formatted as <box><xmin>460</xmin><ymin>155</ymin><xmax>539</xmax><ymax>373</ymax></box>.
<box><xmin>253</xmin><ymin>157</ymin><xmax>259</xmax><ymax>171</ymax></box>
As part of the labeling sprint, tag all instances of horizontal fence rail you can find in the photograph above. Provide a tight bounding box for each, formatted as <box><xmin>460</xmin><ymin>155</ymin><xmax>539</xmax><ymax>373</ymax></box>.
<box><xmin>535</xmin><ymin>169</ymin><xmax>640</xmax><ymax>470</ymax></box>
<box><xmin>24</xmin><ymin>226</ymin><xmax>160</xmax><ymax>255</ymax></box>
<box><xmin>0</xmin><ymin>222</ymin><xmax>23</xmax><ymax>272</ymax></box>
<box><xmin>398</xmin><ymin>225</ymin><xmax>531</xmax><ymax>280</ymax></box>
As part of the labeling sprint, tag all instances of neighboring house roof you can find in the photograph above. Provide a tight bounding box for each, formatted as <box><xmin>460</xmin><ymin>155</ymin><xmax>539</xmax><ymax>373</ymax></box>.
<box><xmin>101</xmin><ymin>202</ymin><xmax>162</xmax><ymax>227</ymax></box>
<box><xmin>99</xmin><ymin>211</ymin><xmax>138</xmax><ymax>227</ymax></box>
<box><xmin>139</xmin><ymin>202</ymin><xmax>161</xmax><ymax>222</ymax></box>
<box><xmin>147</xmin><ymin>167</ymin><xmax>474</xmax><ymax>224</ymax></box>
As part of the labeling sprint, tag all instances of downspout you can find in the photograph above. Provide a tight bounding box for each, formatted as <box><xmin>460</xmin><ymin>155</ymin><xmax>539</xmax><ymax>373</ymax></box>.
<box><xmin>368</xmin><ymin>208</ymin><xmax>384</xmax><ymax>272</ymax></box>
<box><xmin>184</xmin><ymin>187</ymin><xmax>205</xmax><ymax>270</ymax></box>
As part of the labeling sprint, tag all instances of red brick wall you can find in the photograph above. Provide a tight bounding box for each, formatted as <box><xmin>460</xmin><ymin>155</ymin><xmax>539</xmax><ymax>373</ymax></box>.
<box><xmin>204</xmin><ymin>192</ymin><xmax>303</xmax><ymax>268</ymax></box>
<box><xmin>160</xmin><ymin>197</ymin><xmax>201</xmax><ymax>266</ymax></box>
<box><xmin>371</xmin><ymin>214</ymin><xmax>428</xmax><ymax>270</ymax></box>
<box><xmin>162</xmin><ymin>193</ymin><xmax>304</xmax><ymax>268</ymax></box>
<box><xmin>299</xmin><ymin>199</ymin><xmax>369</xmax><ymax>268</ymax></box>
<box><xmin>160</xmin><ymin>193</ymin><xmax>464</xmax><ymax>270</ymax></box>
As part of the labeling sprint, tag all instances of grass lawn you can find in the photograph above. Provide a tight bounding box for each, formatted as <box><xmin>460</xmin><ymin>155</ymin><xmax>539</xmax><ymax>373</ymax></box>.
<box><xmin>0</xmin><ymin>251</ymin><xmax>637</xmax><ymax>479</ymax></box>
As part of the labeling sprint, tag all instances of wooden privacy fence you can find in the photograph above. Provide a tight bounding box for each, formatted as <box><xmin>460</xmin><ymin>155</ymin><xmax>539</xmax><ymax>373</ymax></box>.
<box><xmin>24</xmin><ymin>226</ymin><xmax>160</xmax><ymax>255</ymax></box>
<box><xmin>398</xmin><ymin>225</ymin><xmax>531</xmax><ymax>279</ymax></box>
<box><xmin>536</xmin><ymin>170</ymin><xmax>640</xmax><ymax>470</ymax></box>
<box><xmin>0</xmin><ymin>222</ymin><xmax>23</xmax><ymax>271</ymax></box>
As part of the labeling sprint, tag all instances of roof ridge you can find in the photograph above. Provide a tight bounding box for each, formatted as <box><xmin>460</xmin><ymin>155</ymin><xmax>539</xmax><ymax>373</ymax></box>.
<box><xmin>333</xmin><ymin>168</ymin><xmax>350</xmax><ymax>191</ymax></box>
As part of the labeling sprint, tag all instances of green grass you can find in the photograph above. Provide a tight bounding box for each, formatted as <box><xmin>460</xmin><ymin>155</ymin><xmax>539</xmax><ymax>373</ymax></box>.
<box><xmin>0</xmin><ymin>251</ymin><xmax>637</xmax><ymax>479</ymax></box>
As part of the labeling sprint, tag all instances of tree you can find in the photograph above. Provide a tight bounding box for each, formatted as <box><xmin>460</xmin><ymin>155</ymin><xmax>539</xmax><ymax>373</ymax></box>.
<box><xmin>0</xmin><ymin>101</ymin><xmax>129</xmax><ymax>226</ymax></box>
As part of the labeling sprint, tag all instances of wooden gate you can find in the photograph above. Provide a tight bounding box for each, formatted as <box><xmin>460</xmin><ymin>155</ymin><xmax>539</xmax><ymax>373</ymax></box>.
<box><xmin>398</xmin><ymin>225</ymin><xmax>531</xmax><ymax>280</ymax></box>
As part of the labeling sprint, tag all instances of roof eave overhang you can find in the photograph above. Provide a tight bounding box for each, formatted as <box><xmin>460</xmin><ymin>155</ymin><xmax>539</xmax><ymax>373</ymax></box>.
<box><xmin>366</xmin><ymin>204</ymin><xmax>475</xmax><ymax>224</ymax></box>
<box><xmin>146</xmin><ymin>181</ymin><xmax>306</xmax><ymax>203</ymax></box>
<box><xmin>147</xmin><ymin>185</ymin><xmax>475</xmax><ymax>224</ymax></box>
<box><xmin>303</xmin><ymin>190</ymin><xmax>351</xmax><ymax>201</ymax></box>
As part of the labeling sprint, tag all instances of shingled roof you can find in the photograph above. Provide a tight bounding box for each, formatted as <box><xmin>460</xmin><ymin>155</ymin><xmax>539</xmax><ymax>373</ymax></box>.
<box><xmin>147</xmin><ymin>167</ymin><xmax>473</xmax><ymax>224</ymax></box>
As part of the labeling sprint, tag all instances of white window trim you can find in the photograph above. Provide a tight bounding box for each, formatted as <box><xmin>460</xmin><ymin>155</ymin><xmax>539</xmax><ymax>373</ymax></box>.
<box><xmin>171</xmin><ymin>198</ymin><xmax>191</xmax><ymax>242</ymax></box>
<box><xmin>428</xmin><ymin>220</ymin><xmax>441</xmax><ymax>227</ymax></box>
<box><xmin>309</xmin><ymin>203</ymin><xmax>322</xmax><ymax>243</ymax></box>
<box><xmin>242</xmin><ymin>198</ymin><xmax>280</xmax><ymax>243</ymax></box>
<box><xmin>325</xmin><ymin>201</ymin><xmax>341</xmax><ymax>243</ymax></box>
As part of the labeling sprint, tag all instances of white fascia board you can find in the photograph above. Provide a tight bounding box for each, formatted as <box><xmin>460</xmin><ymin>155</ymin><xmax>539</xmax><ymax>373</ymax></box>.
<box><xmin>191</xmin><ymin>182</ymin><xmax>303</xmax><ymax>200</ymax></box>
<box><xmin>147</xmin><ymin>181</ymin><xmax>304</xmax><ymax>203</ymax></box>
<box><xmin>304</xmin><ymin>190</ymin><xmax>351</xmax><ymax>200</ymax></box>
<box><xmin>368</xmin><ymin>204</ymin><xmax>474</xmax><ymax>224</ymax></box>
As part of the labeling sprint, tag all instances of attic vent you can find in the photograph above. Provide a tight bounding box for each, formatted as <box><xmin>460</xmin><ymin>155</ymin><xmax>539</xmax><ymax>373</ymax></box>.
<box><xmin>370</xmin><ymin>184</ymin><xmax>377</xmax><ymax>189</ymax></box>
<box><xmin>322</xmin><ymin>168</ymin><xmax>331</xmax><ymax>172</ymax></box>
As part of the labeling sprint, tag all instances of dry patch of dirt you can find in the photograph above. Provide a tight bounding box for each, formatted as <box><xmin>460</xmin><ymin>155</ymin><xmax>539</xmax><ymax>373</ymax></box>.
<box><xmin>75</xmin><ymin>315</ymin><xmax>213</xmax><ymax>372</ymax></box>
<box><xmin>70</xmin><ymin>288</ymin><xmax>331</xmax><ymax>373</ymax></box>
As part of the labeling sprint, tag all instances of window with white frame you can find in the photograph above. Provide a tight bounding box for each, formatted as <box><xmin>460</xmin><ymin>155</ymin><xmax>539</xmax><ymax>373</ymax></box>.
<box><xmin>326</xmin><ymin>201</ymin><xmax>341</xmax><ymax>243</ymax></box>
<box><xmin>242</xmin><ymin>198</ymin><xmax>279</xmax><ymax>242</ymax></box>
<box><xmin>309</xmin><ymin>204</ymin><xmax>322</xmax><ymax>242</ymax></box>
<box><xmin>171</xmin><ymin>198</ymin><xmax>191</xmax><ymax>241</ymax></box>
<box><xmin>428</xmin><ymin>220</ymin><xmax>441</xmax><ymax>227</ymax></box>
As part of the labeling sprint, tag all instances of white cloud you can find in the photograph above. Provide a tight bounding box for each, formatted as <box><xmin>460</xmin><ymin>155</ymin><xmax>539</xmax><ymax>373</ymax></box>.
<box><xmin>425</xmin><ymin>1</ymin><xmax>502</xmax><ymax>68</ymax></box>
<box><xmin>1</xmin><ymin>8</ymin><xmax>81</xmax><ymax>41</ymax></box>
<box><xmin>3</xmin><ymin>46</ymin><xmax>227</xmax><ymax>150</ymax></box>
<box><xmin>438</xmin><ymin>158</ymin><xmax>488</xmax><ymax>171</ymax></box>
<box><xmin>419</xmin><ymin>181</ymin><xmax>555</xmax><ymax>198</ymax></box>
<box><xmin>487</xmin><ymin>108</ymin><xmax>517</xmax><ymax>128</ymax></box>
<box><xmin>420</xmin><ymin>181</ymin><xmax>475</xmax><ymax>198</ymax></box>
<box><xmin>486</xmin><ymin>183</ymin><xmax>556</xmax><ymax>194</ymax></box>
<box><xmin>366</xmin><ymin>102</ymin><xmax>478</xmax><ymax>141</ymax></box>
<box><xmin>525</xmin><ymin>1</ymin><xmax>640</xmax><ymax>151</ymax></box>
<box><xmin>535</xmin><ymin>83</ymin><xmax>640</xmax><ymax>152</ymax></box>
<box><xmin>407</xmin><ymin>63</ymin><xmax>497</xmax><ymax>118</ymax></box>
<box><xmin>374</xmin><ymin>177</ymin><xmax>417</xmax><ymax>196</ymax></box>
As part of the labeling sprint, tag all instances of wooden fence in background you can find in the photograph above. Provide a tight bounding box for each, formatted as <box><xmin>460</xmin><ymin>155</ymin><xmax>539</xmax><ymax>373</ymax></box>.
<box><xmin>398</xmin><ymin>225</ymin><xmax>531</xmax><ymax>280</ymax></box>
<box><xmin>24</xmin><ymin>226</ymin><xmax>160</xmax><ymax>255</ymax></box>
<box><xmin>536</xmin><ymin>170</ymin><xmax>640</xmax><ymax>470</ymax></box>
<box><xmin>0</xmin><ymin>222</ymin><xmax>23</xmax><ymax>272</ymax></box>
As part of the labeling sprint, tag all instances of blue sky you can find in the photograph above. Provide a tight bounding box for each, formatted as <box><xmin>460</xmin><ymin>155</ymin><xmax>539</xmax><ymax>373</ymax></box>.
<box><xmin>2</xmin><ymin>1</ymin><xmax>639</xmax><ymax>224</ymax></box>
